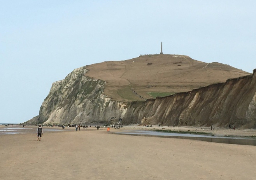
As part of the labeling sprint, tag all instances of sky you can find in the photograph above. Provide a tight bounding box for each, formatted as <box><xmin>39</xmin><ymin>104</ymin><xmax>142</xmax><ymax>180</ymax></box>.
<box><xmin>1</xmin><ymin>0</ymin><xmax>256</xmax><ymax>123</ymax></box>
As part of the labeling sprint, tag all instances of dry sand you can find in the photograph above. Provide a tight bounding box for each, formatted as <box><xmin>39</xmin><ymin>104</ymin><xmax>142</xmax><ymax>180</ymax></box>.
<box><xmin>0</xmin><ymin>126</ymin><xmax>256</xmax><ymax>180</ymax></box>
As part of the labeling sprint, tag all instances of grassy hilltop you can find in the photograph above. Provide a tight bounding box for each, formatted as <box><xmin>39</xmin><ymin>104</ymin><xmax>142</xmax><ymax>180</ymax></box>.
<box><xmin>86</xmin><ymin>54</ymin><xmax>250</xmax><ymax>101</ymax></box>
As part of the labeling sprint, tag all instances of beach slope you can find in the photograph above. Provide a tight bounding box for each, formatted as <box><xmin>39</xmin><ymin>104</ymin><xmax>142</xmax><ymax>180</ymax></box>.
<box><xmin>0</xmin><ymin>128</ymin><xmax>255</xmax><ymax>180</ymax></box>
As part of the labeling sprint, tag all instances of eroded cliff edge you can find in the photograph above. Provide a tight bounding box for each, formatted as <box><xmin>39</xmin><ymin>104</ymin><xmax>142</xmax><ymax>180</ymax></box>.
<box><xmin>33</xmin><ymin>66</ymin><xmax>256</xmax><ymax>128</ymax></box>
<box><xmin>123</xmin><ymin>69</ymin><xmax>256</xmax><ymax>128</ymax></box>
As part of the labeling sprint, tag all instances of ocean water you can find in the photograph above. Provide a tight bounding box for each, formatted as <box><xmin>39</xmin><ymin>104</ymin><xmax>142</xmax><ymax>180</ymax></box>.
<box><xmin>0</xmin><ymin>122</ymin><xmax>19</xmax><ymax>124</ymax></box>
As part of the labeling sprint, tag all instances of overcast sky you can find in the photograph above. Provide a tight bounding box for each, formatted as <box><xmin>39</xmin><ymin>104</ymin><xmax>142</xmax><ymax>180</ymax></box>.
<box><xmin>1</xmin><ymin>0</ymin><xmax>256</xmax><ymax>123</ymax></box>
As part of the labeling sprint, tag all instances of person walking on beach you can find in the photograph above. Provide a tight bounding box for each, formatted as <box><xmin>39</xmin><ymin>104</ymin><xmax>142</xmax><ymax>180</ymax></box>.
<box><xmin>37</xmin><ymin>125</ymin><xmax>43</xmax><ymax>141</ymax></box>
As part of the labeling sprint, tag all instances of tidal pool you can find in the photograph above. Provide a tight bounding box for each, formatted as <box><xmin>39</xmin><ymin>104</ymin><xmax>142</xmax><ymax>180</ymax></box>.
<box><xmin>116</xmin><ymin>130</ymin><xmax>256</xmax><ymax>146</ymax></box>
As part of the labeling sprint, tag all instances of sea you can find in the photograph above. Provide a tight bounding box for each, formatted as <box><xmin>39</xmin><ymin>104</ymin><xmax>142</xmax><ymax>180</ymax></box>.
<box><xmin>0</xmin><ymin>123</ymin><xmax>19</xmax><ymax>125</ymax></box>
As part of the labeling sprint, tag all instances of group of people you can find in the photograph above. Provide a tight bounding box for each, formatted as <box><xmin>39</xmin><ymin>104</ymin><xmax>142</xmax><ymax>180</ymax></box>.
<box><xmin>75</xmin><ymin>124</ymin><xmax>81</xmax><ymax>131</ymax></box>
<box><xmin>36</xmin><ymin>123</ymin><xmax>106</xmax><ymax>141</ymax></box>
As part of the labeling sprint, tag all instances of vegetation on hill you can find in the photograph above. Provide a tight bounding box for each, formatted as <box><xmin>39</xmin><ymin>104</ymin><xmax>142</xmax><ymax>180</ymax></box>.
<box><xmin>86</xmin><ymin>54</ymin><xmax>250</xmax><ymax>101</ymax></box>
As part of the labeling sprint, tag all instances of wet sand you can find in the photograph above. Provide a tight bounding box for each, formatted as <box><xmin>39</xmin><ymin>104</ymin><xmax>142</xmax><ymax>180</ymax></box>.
<box><xmin>0</xmin><ymin>126</ymin><xmax>256</xmax><ymax>180</ymax></box>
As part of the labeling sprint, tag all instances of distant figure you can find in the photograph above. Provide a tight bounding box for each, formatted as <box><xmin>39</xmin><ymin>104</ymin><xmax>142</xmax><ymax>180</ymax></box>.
<box><xmin>96</xmin><ymin>126</ymin><xmax>100</xmax><ymax>130</ymax></box>
<box><xmin>62</xmin><ymin>124</ymin><xmax>65</xmax><ymax>129</ymax></box>
<box><xmin>75</xmin><ymin>125</ymin><xmax>78</xmax><ymax>131</ymax></box>
<box><xmin>37</xmin><ymin>125</ymin><xmax>43</xmax><ymax>141</ymax></box>
<box><xmin>78</xmin><ymin>124</ymin><xmax>81</xmax><ymax>131</ymax></box>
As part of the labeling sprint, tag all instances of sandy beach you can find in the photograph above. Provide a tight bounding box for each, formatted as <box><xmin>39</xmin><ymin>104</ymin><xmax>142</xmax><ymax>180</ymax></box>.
<box><xmin>0</xmin><ymin>126</ymin><xmax>256</xmax><ymax>180</ymax></box>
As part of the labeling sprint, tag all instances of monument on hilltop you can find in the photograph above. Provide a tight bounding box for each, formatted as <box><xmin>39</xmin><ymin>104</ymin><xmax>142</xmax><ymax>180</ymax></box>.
<box><xmin>160</xmin><ymin>42</ymin><xmax>163</xmax><ymax>54</ymax></box>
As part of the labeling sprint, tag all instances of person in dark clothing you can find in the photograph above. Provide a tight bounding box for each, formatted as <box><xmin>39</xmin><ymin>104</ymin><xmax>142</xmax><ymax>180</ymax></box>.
<box><xmin>37</xmin><ymin>125</ymin><xmax>43</xmax><ymax>141</ymax></box>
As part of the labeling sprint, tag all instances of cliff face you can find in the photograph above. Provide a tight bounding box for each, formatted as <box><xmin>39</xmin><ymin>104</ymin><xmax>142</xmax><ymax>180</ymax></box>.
<box><xmin>38</xmin><ymin>67</ymin><xmax>127</xmax><ymax>125</ymax></box>
<box><xmin>35</xmin><ymin>66</ymin><xmax>256</xmax><ymax>128</ymax></box>
<box><xmin>123</xmin><ymin>70</ymin><xmax>256</xmax><ymax>128</ymax></box>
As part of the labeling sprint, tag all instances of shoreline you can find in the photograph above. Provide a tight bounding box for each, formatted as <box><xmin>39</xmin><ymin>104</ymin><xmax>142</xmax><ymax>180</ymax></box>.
<box><xmin>1</xmin><ymin>124</ymin><xmax>256</xmax><ymax>137</ymax></box>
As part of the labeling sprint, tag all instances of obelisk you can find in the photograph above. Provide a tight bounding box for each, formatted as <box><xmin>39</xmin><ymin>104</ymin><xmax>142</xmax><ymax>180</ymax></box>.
<box><xmin>160</xmin><ymin>42</ymin><xmax>163</xmax><ymax>54</ymax></box>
